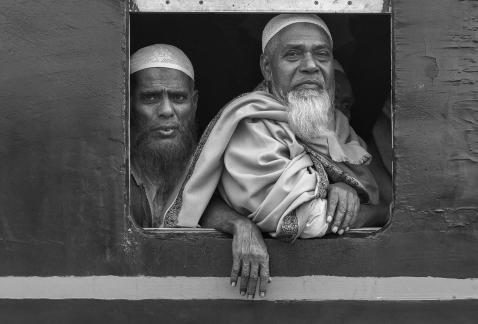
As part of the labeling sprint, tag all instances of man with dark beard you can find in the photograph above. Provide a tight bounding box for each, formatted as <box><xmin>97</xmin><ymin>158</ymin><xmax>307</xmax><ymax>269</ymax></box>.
<box><xmin>130</xmin><ymin>50</ymin><xmax>198</xmax><ymax>227</ymax></box>
<box><xmin>164</xmin><ymin>15</ymin><xmax>387</xmax><ymax>241</ymax></box>
<box><xmin>130</xmin><ymin>44</ymin><xmax>270</xmax><ymax>298</ymax></box>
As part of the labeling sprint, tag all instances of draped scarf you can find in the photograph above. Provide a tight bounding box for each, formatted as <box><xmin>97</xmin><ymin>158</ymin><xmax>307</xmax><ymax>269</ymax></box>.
<box><xmin>163</xmin><ymin>91</ymin><xmax>376</xmax><ymax>241</ymax></box>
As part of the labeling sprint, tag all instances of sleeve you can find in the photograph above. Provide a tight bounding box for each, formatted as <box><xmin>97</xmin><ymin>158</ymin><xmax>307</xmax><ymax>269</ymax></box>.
<box><xmin>218</xmin><ymin>118</ymin><xmax>329</xmax><ymax>240</ymax></box>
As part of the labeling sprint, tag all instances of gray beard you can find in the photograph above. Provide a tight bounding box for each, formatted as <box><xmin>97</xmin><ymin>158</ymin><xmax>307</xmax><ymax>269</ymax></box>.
<box><xmin>131</xmin><ymin>122</ymin><xmax>197</xmax><ymax>189</ymax></box>
<box><xmin>286</xmin><ymin>88</ymin><xmax>334</xmax><ymax>142</ymax></box>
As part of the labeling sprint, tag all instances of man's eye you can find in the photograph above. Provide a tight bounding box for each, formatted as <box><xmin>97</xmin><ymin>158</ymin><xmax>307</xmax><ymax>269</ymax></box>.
<box><xmin>285</xmin><ymin>51</ymin><xmax>300</xmax><ymax>60</ymax></box>
<box><xmin>171</xmin><ymin>94</ymin><xmax>186</xmax><ymax>102</ymax></box>
<box><xmin>142</xmin><ymin>94</ymin><xmax>159</xmax><ymax>103</ymax></box>
<box><xmin>315</xmin><ymin>50</ymin><xmax>331</xmax><ymax>59</ymax></box>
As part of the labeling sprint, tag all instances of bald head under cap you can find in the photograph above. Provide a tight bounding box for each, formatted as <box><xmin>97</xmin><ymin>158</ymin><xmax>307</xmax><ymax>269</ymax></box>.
<box><xmin>130</xmin><ymin>44</ymin><xmax>194</xmax><ymax>81</ymax></box>
<box><xmin>262</xmin><ymin>14</ymin><xmax>333</xmax><ymax>53</ymax></box>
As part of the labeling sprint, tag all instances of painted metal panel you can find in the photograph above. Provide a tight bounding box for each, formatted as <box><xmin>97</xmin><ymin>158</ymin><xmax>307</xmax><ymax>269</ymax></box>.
<box><xmin>131</xmin><ymin>0</ymin><xmax>390</xmax><ymax>13</ymax></box>
<box><xmin>0</xmin><ymin>0</ymin><xmax>476</xmax><ymax>290</ymax></box>
<box><xmin>392</xmin><ymin>0</ymin><xmax>478</xmax><ymax>229</ymax></box>
<box><xmin>1</xmin><ymin>300</ymin><xmax>478</xmax><ymax>324</ymax></box>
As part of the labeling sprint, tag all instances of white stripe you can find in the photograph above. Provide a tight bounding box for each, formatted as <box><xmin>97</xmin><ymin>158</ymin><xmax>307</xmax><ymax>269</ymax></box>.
<box><xmin>0</xmin><ymin>276</ymin><xmax>477</xmax><ymax>300</ymax></box>
<box><xmin>132</xmin><ymin>0</ymin><xmax>387</xmax><ymax>13</ymax></box>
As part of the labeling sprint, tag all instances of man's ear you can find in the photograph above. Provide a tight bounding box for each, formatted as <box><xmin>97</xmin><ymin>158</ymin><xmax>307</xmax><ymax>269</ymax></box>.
<box><xmin>192</xmin><ymin>89</ymin><xmax>199</xmax><ymax>114</ymax></box>
<box><xmin>260</xmin><ymin>53</ymin><xmax>272</xmax><ymax>82</ymax></box>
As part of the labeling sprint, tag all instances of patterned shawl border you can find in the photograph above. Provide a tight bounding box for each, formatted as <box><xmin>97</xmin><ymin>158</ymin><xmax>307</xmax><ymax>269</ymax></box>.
<box><xmin>275</xmin><ymin>154</ymin><xmax>329</xmax><ymax>242</ymax></box>
<box><xmin>302</xmin><ymin>143</ymin><xmax>370</xmax><ymax>204</ymax></box>
<box><xmin>276</xmin><ymin>210</ymin><xmax>299</xmax><ymax>243</ymax></box>
<box><xmin>311</xmin><ymin>157</ymin><xmax>329</xmax><ymax>199</ymax></box>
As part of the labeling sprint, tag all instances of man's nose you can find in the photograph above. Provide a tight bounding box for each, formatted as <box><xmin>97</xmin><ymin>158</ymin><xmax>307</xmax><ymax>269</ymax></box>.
<box><xmin>155</xmin><ymin>96</ymin><xmax>175</xmax><ymax>118</ymax></box>
<box><xmin>299</xmin><ymin>53</ymin><xmax>320</xmax><ymax>73</ymax></box>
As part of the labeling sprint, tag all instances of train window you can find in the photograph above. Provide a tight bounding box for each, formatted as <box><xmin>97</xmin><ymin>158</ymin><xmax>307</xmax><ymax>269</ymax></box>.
<box><xmin>128</xmin><ymin>3</ymin><xmax>392</xmax><ymax>238</ymax></box>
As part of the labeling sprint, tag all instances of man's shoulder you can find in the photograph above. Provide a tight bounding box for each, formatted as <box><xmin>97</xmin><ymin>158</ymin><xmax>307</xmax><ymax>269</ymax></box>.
<box><xmin>206</xmin><ymin>90</ymin><xmax>289</xmax><ymax>139</ymax></box>
<box><xmin>225</xmin><ymin>90</ymin><xmax>280</xmax><ymax>108</ymax></box>
<box><xmin>232</xmin><ymin>112</ymin><xmax>298</xmax><ymax>151</ymax></box>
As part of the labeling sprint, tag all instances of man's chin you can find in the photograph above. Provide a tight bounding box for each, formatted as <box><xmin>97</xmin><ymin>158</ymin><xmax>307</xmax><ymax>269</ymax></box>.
<box><xmin>145</xmin><ymin>139</ymin><xmax>181</xmax><ymax>153</ymax></box>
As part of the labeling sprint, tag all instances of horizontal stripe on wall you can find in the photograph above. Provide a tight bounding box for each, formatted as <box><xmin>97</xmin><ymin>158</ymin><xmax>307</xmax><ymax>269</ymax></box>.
<box><xmin>131</xmin><ymin>0</ymin><xmax>388</xmax><ymax>13</ymax></box>
<box><xmin>0</xmin><ymin>276</ymin><xmax>477</xmax><ymax>301</ymax></box>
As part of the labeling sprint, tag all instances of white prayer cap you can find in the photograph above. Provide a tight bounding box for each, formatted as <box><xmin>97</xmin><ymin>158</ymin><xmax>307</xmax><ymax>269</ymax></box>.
<box><xmin>130</xmin><ymin>44</ymin><xmax>194</xmax><ymax>80</ymax></box>
<box><xmin>262</xmin><ymin>14</ymin><xmax>333</xmax><ymax>52</ymax></box>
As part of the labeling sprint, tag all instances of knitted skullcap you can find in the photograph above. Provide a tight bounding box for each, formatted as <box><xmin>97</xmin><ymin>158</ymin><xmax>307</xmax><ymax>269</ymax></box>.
<box><xmin>130</xmin><ymin>44</ymin><xmax>194</xmax><ymax>80</ymax></box>
<box><xmin>262</xmin><ymin>14</ymin><xmax>333</xmax><ymax>52</ymax></box>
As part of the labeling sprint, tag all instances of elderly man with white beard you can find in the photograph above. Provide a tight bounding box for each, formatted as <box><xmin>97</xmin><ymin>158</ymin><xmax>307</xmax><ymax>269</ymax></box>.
<box><xmin>130</xmin><ymin>44</ymin><xmax>270</xmax><ymax>298</ymax></box>
<box><xmin>164</xmin><ymin>14</ymin><xmax>386</xmax><ymax>244</ymax></box>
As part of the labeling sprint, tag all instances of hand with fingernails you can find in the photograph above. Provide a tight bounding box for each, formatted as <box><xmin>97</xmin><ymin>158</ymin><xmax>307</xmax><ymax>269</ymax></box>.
<box><xmin>230</xmin><ymin>219</ymin><xmax>271</xmax><ymax>299</ymax></box>
<box><xmin>326</xmin><ymin>182</ymin><xmax>360</xmax><ymax>235</ymax></box>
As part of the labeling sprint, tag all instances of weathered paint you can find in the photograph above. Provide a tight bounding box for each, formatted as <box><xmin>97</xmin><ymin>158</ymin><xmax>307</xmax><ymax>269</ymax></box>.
<box><xmin>0</xmin><ymin>0</ymin><xmax>476</xmax><ymax>274</ymax></box>
<box><xmin>2</xmin><ymin>223</ymin><xmax>478</xmax><ymax>277</ymax></box>
<box><xmin>392</xmin><ymin>0</ymin><xmax>478</xmax><ymax>231</ymax></box>
<box><xmin>131</xmin><ymin>0</ymin><xmax>389</xmax><ymax>13</ymax></box>
<box><xmin>0</xmin><ymin>0</ymin><xmax>128</xmax><ymax>273</ymax></box>
<box><xmin>0</xmin><ymin>276</ymin><xmax>478</xmax><ymax>300</ymax></box>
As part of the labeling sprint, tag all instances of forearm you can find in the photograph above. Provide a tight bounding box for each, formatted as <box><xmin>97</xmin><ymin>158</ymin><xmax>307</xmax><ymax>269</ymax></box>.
<box><xmin>200</xmin><ymin>195</ymin><xmax>251</xmax><ymax>235</ymax></box>
<box><xmin>201</xmin><ymin>196</ymin><xmax>271</xmax><ymax>299</ymax></box>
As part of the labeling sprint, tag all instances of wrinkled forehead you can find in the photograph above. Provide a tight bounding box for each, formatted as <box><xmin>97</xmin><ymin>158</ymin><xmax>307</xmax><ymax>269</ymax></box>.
<box><xmin>132</xmin><ymin>67</ymin><xmax>194</xmax><ymax>91</ymax></box>
<box><xmin>275</xmin><ymin>23</ymin><xmax>332</xmax><ymax>50</ymax></box>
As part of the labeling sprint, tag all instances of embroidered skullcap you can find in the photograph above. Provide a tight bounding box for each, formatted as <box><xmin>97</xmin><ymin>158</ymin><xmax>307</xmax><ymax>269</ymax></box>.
<box><xmin>334</xmin><ymin>59</ymin><xmax>345</xmax><ymax>74</ymax></box>
<box><xmin>262</xmin><ymin>14</ymin><xmax>333</xmax><ymax>52</ymax></box>
<box><xmin>130</xmin><ymin>44</ymin><xmax>194</xmax><ymax>80</ymax></box>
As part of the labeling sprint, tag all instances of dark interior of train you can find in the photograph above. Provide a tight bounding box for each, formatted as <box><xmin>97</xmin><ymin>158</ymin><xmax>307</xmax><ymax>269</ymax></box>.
<box><xmin>130</xmin><ymin>13</ymin><xmax>391</xmax><ymax>140</ymax></box>
<box><xmin>129</xmin><ymin>13</ymin><xmax>392</xmax><ymax>230</ymax></box>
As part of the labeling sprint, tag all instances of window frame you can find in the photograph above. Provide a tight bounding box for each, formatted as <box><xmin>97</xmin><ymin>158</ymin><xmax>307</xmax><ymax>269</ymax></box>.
<box><xmin>126</xmin><ymin>0</ymin><xmax>393</xmax><ymax>239</ymax></box>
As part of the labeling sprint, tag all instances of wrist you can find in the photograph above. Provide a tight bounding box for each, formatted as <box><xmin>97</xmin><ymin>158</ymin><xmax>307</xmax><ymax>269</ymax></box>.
<box><xmin>231</xmin><ymin>216</ymin><xmax>251</xmax><ymax>235</ymax></box>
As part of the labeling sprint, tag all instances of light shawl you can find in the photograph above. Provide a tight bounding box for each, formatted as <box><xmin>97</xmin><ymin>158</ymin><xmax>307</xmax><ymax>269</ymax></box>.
<box><xmin>163</xmin><ymin>91</ymin><xmax>378</xmax><ymax>241</ymax></box>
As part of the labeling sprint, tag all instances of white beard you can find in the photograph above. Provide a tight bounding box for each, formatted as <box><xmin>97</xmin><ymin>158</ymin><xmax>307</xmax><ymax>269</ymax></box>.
<box><xmin>286</xmin><ymin>88</ymin><xmax>334</xmax><ymax>142</ymax></box>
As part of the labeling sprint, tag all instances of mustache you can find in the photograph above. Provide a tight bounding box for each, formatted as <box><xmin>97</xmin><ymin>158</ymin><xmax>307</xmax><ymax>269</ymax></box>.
<box><xmin>133</xmin><ymin>121</ymin><xmax>184</xmax><ymax>146</ymax></box>
<box><xmin>142</xmin><ymin>122</ymin><xmax>180</xmax><ymax>134</ymax></box>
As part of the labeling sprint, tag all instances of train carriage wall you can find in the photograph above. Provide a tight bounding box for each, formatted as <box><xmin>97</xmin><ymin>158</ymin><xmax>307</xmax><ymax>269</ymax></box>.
<box><xmin>0</xmin><ymin>0</ymin><xmax>477</xmax><ymax>322</ymax></box>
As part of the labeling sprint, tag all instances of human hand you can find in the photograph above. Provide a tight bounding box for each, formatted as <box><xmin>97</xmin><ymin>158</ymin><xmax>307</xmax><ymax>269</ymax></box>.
<box><xmin>326</xmin><ymin>182</ymin><xmax>360</xmax><ymax>235</ymax></box>
<box><xmin>230</xmin><ymin>218</ymin><xmax>270</xmax><ymax>299</ymax></box>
